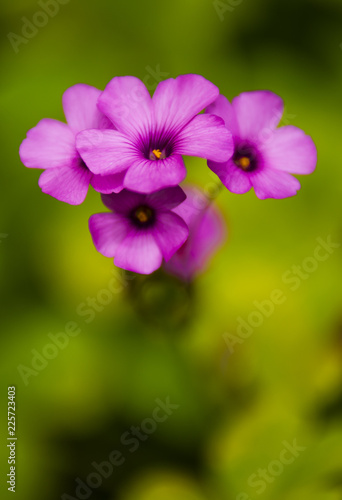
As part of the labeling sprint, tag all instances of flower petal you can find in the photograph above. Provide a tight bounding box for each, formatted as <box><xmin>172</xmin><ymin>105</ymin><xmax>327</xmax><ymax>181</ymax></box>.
<box><xmin>172</xmin><ymin>185</ymin><xmax>209</xmax><ymax>225</ymax></box>
<box><xmin>115</xmin><ymin>229</ymin><xmax>163</xmax><ymax>274</ymax></box>
<box><xmin>101</xmin><ymin>190</ymin><xmax>146</xmax><ymax>214</ymax></box>
<box><xmin>98</xmin><ymin>76</ymin><xmax>153</xmax><ymax>139</ymax></box>
<box><xmin>232</xmin><ymin>91</ymin><xmax>284</xmax><ymax>142</ymax></box>
<box><xmin>208</xmin><ymin>159</ymin><xmax>252</xmax><ymax>194</ymax></box>
<box><xmin>190</xmin><ymin>205</ymin><xmax>226</xmax><ymax>268</ymax></box>
<box><xmin>19</xmin><ymin>118</ymin><xmax>76</xmax><ymax>169</ymax></box>
<box><xmin>89</xmin><ymin>212</ymin><xmax>128</xmax><ymax>257</ymax></box>
<box><xmin>152</xmin><ymin>74</ymin><xmax>219</xmax><ymax>134</ymax></box>
<box><xmin>62</xmin><ymin>84</ymin><xmax>113</xmax><ymax>134</ymax></box>
<box><xmin>152</xmin><ymin>211</ymin><xmax>189</xmax><ymax>261</ymax></box>
<box><xmin>146</xmin><ymin>186</ymin><xmax>186</xmax><ymax>211</ymax></box>
<box><xmin>206</xmin><ymin>94</ymin><xmax>239</xmax><ymax>137</ymax></box>
<box><xmin>250</xmin><ymin>168</ymin><xmax>301</xmax><ymax>200</ymax></box>
<box><xmin>166</xmin><ymin>191</ymin><xmax>226</xmax><ymax>281</ymax></box>
<box><xmin>90</xmin><ymin>171</ymin><xmax>126</xmax><ymax>194</ymax></box>
<box><xmin>124</xmin><ymin>155</ymin><xmax>186</xmax><ymax>193</ymax></box>
<box><xmin>76</xmin><ymin>129</ymin><xmax>137</xmax><ymax>175</ymax></box>
<box><xmin>176</xmin><ymin>114</ymin><xmax>233</xmax><ymax>162</ymax></box>
<box><xmin>260</xmin><ymin>125</ymin><xmax>317</xmax><ymax>174</ymax></box>
<box><xmin>38</xmin><ymin>165</ymin><xmax>91</xmax><ymax>205</ymax></box>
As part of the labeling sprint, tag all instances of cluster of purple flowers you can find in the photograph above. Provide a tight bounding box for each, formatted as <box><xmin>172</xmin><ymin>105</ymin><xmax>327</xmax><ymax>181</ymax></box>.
<box><xmin>20</xmin><ymin>75</ymin><xmax>317</xmax><ymax>277</ymax></box>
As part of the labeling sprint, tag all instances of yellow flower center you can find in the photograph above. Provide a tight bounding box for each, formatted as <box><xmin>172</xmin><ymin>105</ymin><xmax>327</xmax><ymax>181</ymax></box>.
<box><xmin>237</xmin><ymin>157</ymin><xmax>251</xmax><ymax>170</ymax></box>
<box><xmin>134</xmin><ymin>207</ymin><xmax>152</xmax><ymax>224</ymax></box>
<box><xmin>152</xmin><ymin>149</ymin><xmax>162</xmax><ymax>159</ymax></box>
<box><xmin>149</xmin><ymin>148</ymin><xmax>167</xmax><ymax>160</ymax></box>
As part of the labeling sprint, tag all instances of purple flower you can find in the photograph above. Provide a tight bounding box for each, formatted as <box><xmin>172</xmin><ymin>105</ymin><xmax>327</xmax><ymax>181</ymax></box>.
<box><xmin>76</xmin><ymin>74</ymin><xmax>233</xmax><ymax>194</ymax></box>
<box><xmin>19</xmin><ymin>84</ymin><xmax>126</xmax><ymax>205</ymax></box>
<box><xmin>89</xmin><ymin>186</ymin><xmax>189</xmax><ymax>275</ymax></box>
<box><xmin>164</xmin><ymin>185</ymin><xmax>226</xmax><ymax>281</ymax></box>
<box><xmin>206</xmin><ymin>91</ymin><xmax>317</xmax><ymax>199</ymax></box>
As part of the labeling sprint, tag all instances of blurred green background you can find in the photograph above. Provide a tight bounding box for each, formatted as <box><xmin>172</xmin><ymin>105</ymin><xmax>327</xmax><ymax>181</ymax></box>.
<box><xmin>1</xmin><ymin>0</ymin><xmax>342</xmax><ymax>498</ymax></box>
